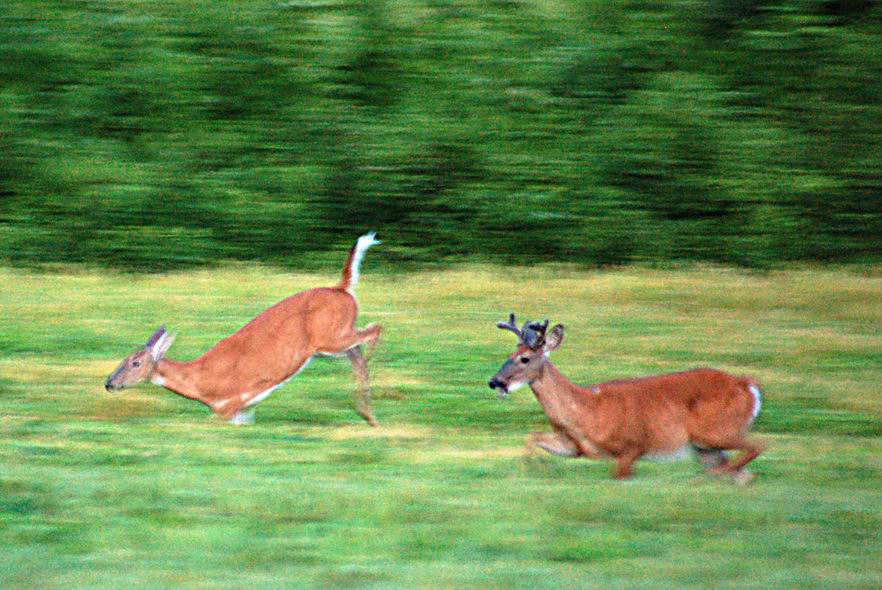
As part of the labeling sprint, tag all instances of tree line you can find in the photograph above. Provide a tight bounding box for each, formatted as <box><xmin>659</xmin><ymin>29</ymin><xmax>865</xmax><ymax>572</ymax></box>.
<box><xmin>1</xmin><ymin>0</ymin><xmax>880</xmax><ymax>270</ymax></box>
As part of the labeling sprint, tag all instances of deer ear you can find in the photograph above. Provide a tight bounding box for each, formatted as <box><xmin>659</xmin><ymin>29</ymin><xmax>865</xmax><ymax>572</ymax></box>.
<box><xmin>544</xmin><ymin>324</ymin><xmax>565</xmax><ymax>353</ymax></box>
<box><xmin>149</xmin><ymin>331</ymin><xmax>177</xmax><ymax>362</ymax></box>
<box><xmin>145</xmin><ymin>326</ymin><xmax>167</xmax><ymax>348</ymax></box>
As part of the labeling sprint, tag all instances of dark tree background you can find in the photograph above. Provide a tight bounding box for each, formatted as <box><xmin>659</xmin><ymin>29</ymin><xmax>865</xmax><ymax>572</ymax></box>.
<box><xmin>1</xmin><ymin>0</ymin><xmax>880</xmax><ymax>270</ymax></box>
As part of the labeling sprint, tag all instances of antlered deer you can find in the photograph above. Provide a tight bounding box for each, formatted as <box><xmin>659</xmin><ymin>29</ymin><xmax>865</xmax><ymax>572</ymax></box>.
<box><xmin>488</xmin><ymin>314</ymin><xmax>764</xmax><ymax>483</ymax></box>
<box><xmin>105</xmin><ymin>233</ymin><xmax>383</xmax><ymax>426</ymax></box>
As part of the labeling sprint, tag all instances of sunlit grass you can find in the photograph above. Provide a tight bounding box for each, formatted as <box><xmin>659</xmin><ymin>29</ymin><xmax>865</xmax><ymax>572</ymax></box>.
<box><xmin>1</xmin><ymin>265</ymin><xmax>880</xmax><ymax>588</ymax></box>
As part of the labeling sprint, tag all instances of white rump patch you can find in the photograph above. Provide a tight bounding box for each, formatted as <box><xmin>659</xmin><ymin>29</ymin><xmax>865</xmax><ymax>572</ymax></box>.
<box><xmin>748</xmin><ymin>384</ymin><xmax>762</xmax><ymax>422</ymax></box>
<box><xmin>347</xmin><ymin>232</ymin><xmax>380</xmax><ymax>292</ymax></box>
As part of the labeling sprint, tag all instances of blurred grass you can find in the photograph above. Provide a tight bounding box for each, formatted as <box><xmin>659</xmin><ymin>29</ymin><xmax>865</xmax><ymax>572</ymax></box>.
<box><xmin>1</xmin><ymin>265</ymin><xmax>880</xmax><ymax>588</ymax></box>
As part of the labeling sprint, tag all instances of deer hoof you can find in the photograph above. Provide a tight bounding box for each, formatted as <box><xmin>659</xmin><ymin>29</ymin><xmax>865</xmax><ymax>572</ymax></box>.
<box><xmin>732</xmin><ymin>470</ymin><xmax>756</xmax><ymax>486</ymax></box>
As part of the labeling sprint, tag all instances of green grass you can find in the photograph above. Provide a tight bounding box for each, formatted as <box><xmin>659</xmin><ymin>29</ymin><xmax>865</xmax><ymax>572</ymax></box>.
<box><xmin>1</xmin><ymin>265</ymin><xmax>880</xmax><ymax>588</ymax></box>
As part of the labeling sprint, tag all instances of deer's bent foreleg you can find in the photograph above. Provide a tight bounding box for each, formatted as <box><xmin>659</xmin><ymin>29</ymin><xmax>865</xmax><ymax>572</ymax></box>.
<box><xmin>526</xmin><ymin>432</ymin><xmax>580</xmax><ymax>457</ymax></box>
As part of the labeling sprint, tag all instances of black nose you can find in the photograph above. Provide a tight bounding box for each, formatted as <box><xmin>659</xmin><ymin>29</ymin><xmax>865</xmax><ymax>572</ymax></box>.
<box><xmin>105</xmin><ymin>383</ymin><xmax>113</xmax><ymax>392</ymax></box>
<box><xmin>488</xmin><ymin>378</ymin><xmax>501</xmax><ymax>390</ymax></box>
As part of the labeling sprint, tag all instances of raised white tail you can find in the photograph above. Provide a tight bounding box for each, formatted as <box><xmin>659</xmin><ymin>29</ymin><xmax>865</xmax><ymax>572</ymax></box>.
<box><xmin>339</xmin><ymin>232</ymin><xmax>381</xmax><ymax>293</ymax></box>
<box><xmin>105</xmin><ymin>233</ymin><xmax>383</xmax><ymax>426</ymax></box>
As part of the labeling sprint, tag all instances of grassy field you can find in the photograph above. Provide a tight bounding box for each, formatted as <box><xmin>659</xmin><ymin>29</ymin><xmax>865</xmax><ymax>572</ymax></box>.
<box><xmin>1</xmin><ymin>265</ymin><xmax>880</xmax><ymax>589</ymax></box>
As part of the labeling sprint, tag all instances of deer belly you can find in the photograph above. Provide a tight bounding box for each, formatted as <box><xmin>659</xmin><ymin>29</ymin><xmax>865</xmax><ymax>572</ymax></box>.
<box><xmin>244</xmin><ymin>382</ymin><xmax>284</xmax><ymax>409</ymax></box>
<box><xmin>644</xmin><ymin>445</ymin><xmax>693</xmax><ymax>462</ymax></box>
<box><xmin>644</xmin><ymin>428</ymin><xmax>692</xmax><ymax>456</ymax></box>
<box><xmin>242</xmin><ymin>357</ymin><xmax>313</xmax><ymax>408</ymax></box>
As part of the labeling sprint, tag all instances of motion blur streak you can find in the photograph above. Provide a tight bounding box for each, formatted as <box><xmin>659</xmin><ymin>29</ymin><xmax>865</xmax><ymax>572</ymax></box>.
<box><xmin>1</xmin><ymin>1</ymin><xmax>880</xmax><ymax>270</ymax></box>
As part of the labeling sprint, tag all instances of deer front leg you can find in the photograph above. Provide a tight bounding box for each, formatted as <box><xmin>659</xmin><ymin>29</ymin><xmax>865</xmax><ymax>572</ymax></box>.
<box><xmin>613</xmin><ymin>449</ymin><xmax>642</xmax><ymax>480</ymax></box>
<box><xmin>229</xmin><ymin>407</ymin><xmax>256</xmax><ymax>426</ymax></box>
<box><xmin>525</xmin><ymin>432</ymin><xmax>580</xmax><ymax>457</ymax></box>
<box><xmin>346</xmin><ymin>347</ymin><xmax>379</xmax><ymax>427</ymax></box>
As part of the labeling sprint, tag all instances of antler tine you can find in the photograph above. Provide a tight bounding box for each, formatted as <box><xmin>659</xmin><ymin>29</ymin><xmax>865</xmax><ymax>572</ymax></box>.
<box><xmin>522</xmin><ymin>318</ymin><xmax>550</xmax><ymax>349</ymax></box>
<box><xmin>521</xmin><ymin>318</ymin><xmax>548</xmax><ymax>336</ymax></box>
<box><xmin>497</xmin><ymin>312</ymin><xmax>523</xmax><ymax>341</ymax></box>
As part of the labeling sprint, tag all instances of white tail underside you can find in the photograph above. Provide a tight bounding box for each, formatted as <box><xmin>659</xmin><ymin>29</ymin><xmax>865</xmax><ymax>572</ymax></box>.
<box><xmin>748</xmin><ymin>384</ymin><xmax>762</xmax><ymax>421</ymax></box>
<box><xmin>347</xmin><ymin>232</ymin><xmax>380</xmax><ymax>293</ymax></box>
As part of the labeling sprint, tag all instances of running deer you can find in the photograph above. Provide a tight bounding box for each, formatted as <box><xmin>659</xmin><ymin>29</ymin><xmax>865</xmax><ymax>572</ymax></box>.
<box><xmin>488</xmin><ymin>314</ymin><xmax>764</xmax><ymax>483</ymax></box>
<box><xmin>105</xmin><ymin>233</ymin><xmax>383</xmax><ymax>426</ymax></box>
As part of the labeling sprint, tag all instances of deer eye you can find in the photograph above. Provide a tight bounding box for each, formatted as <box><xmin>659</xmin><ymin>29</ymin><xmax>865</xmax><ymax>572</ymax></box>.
<box><xmin>132</xmin><ymin>360</ymin><xmax>142</xmax><ymax>367</ymax></box>
<box><xmin>520</xmin><ymin>357</ymin><xmax>530</xmax><ymax>364</ymax></box>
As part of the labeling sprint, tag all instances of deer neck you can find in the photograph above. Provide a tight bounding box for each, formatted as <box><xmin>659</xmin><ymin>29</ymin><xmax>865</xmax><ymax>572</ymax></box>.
<box><xmin>530</xmin><ymin>361</ymin><xmax>594</xmax><ymax>424</ymax></box>
<box><xmin>151</xmin><ymin>359</ymin><xmax>208</xmax><ymax>406</ymax></box>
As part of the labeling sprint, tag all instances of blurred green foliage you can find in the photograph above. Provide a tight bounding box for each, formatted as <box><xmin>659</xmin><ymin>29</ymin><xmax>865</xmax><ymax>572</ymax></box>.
<box><xmin>1</xmin><ymin>0</ymin><xmax>880</xmax><ymax>270</ymax></box>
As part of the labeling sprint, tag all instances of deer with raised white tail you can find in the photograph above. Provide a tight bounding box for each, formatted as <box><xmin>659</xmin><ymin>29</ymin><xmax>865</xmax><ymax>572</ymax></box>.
<box><xmin>105</xmin><ymin>233</ymin><xmax>383</xmax><ymax>426</ymax></box>
<box><xmin>488</xmin><ymin>314</ymin><xmax>765</xmax><ymax>483</ymax></box>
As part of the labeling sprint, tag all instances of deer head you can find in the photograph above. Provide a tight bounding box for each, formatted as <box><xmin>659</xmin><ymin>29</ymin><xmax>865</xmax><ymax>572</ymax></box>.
<box><xmin>105</xmin><ymin>326</ymin><xmax>176</xmax><ymax>392</ymax></box>
<box><xmin>488</xmin><ymin>313</ymin><xmax>564</xmax><ymax>398</ymax></box>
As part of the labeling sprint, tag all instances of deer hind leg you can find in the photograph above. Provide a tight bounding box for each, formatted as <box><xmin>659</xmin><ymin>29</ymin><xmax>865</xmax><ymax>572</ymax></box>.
<box><xmin>361</xmin><ymin>324</ymin><xmax>382</xmax><ymax>360</ymax></box>
<box><xmin>723</xmin><ymin>440</ymin><xmax>764</xmax><ymax>486</ymax></box>
<box><xmin>692</xmin><ymin>444</ymin><xmax>730</xmax><ymax>472</ymax></box>
<box><xmin>346</xmin><ymin>347</ymin><xmax>379</xmax><ymax>427</ymax></box>
<box><xmin>324</xmin><ymin>324</ymin><xmax>382</xmax><ymax>356</ymax></box>
<box><xmin>693</xmin><ymin>436</ymin><xmax>764</xmax><ymax>484</ymax></box>
<box><xmin>525</xmin><ymin>432</ymin><xmax>580</xmax><ymax>458</ymax></box>
<box><xmin>727</xmin><ymin>439</ymin><xmax>764</xmax><ymax>472</ymax></box>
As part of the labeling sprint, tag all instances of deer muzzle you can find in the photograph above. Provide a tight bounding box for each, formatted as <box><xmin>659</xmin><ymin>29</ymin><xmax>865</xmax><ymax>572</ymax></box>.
<box><xmin>488</xmin><ymin>377</ymin><xmax>509</xmax><ymax>398</ymax></box>
<box><xmin>104</xmin><ymin>365</ymin><xmax>125</xmax><ymax>392</ymax></box>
